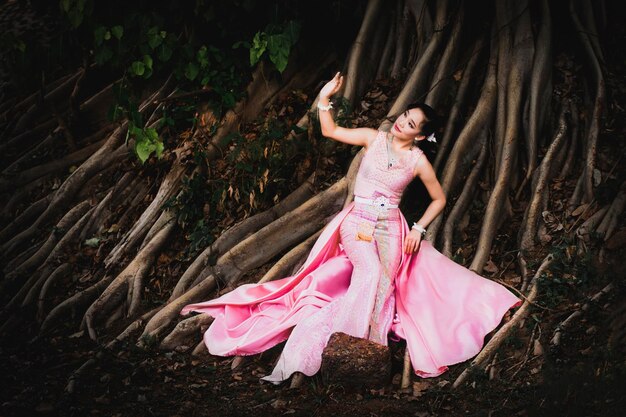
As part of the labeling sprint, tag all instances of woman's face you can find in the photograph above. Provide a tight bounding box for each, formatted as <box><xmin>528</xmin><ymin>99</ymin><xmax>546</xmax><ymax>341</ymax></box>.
<box><xmin>391</xmin><ymin>108</ymin><xmax>427</xmax><ymax>141</ymax></box>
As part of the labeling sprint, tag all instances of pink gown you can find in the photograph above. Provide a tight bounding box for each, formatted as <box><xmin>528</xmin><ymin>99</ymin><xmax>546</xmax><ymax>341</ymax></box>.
<box><xmin>181</xmin><ymin>131</ymin><xmax>521</xmax><ymax>383</ymax></box>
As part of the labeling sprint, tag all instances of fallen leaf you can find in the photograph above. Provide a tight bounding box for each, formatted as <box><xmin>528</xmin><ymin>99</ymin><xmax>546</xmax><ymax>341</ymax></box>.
<box><xmin>484</xmin><ymin>259</ymin><xmax>499</xmax><ymax>274</ymax></box>
<box><xmin>571</xmin><ymin>204</ymin><xmax>589</xmax><ymax>217</ymax></box>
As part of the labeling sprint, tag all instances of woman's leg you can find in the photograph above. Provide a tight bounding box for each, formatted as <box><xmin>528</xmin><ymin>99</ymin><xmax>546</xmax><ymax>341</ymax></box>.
<box><xmin>367</xmin><ymin>208</ymin><xmax>403</xmax><ymax>344</ymax></box>
<box><xmin>261</xmin><ymin>207</ymin><xmax>402</xmax><ymax>383</ymax></box>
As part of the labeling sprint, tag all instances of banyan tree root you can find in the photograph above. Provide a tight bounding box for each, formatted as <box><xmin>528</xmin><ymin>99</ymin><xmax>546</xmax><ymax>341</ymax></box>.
<box><xmin>0</xmin><ymin>0</ymin><xmax>613</xmax><ymax>398</ymax></box>
<box><xmin>1</xmin><ymin>76</ymin><xmax>175</xmax><ymax>259</ymax></box>
<box><xmin>569</xmin><ymin>0</ymin><xmax>605</xmax><ymax>205</ymax></box>
<box><xmin>517</xmin><ymin>105</ymin><xmax>568</xmax><ymax>291</ymax></box>
<box><xmin>82</xmin><ymin>212</ymin><xmax>177</xmax><ymax>340</ymax></box>
<box><xmin>159</xmin><ymin>313</ymin><xmax>214</xmax><ymax>351</ymax></box>
<box><xmin>140</xmin><ymin>178</ymin><xmax>347</xmax><ymax>345</ymax></box>
<box><xmin>453</xmin><ymin>253</ymin><xmax>555</xmax><ymax>389</ymax></box>
<box><xmin>550</xmin><ymin>282</ymin><xmax>614</xmax><ymax>347</ymax></box>
<box><xmin>470</xmin><ymin>1</ymin><xmax>534</xmax><ymax>274</ymax></box>
<box><xmin>516</xmin><ymin>0</ymin><xmax>552</xmax><ymax>198</ymax></box>
<box><xmin>170</xmin><ymin>173</ymin><xmax>317</xmax><ymax>300</ymax></box>
<box><xmin>161</xmin><ymin>229</ymin><xmax>324</xmax><ymax>354</ymax></box>
<box><xmin>2</xmin><ymin>200</ymin><xmax>91</xmax><ymax>294</ymax></box>
<box><xmin>427</xmin><ymin>30</ymin><xmax>498</xmax><ymax>242</ymax></box>
<box><xmin>595</xmin><ymin>181</ymin><xmax>626</xmax><ymax>241</ymax></box>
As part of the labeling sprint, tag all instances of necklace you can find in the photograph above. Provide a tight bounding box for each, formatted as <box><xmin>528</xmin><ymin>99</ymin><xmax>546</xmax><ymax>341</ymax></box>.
<box><xmin>386</xmin><ymin>133</ymin><xmax>414</xmax><ymax>169</ymax></box>
<box><xmin>386</xmin><ymin>134</ymin><xmax>397</xmax><ymax>168</ymax></box>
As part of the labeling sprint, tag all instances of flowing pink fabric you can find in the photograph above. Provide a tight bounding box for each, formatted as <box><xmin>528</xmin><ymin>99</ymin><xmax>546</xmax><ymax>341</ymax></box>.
<box><xmin>181</xmin><ymin>131</ymin><xmax>521</xmax><ymax>382</ymax></box>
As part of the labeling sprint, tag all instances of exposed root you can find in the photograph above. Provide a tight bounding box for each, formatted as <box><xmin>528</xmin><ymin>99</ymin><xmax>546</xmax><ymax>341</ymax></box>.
<box><xmin>0</xmin><ymin>194</ymin><xmax>52</xmax><ymax>244</ymax></box>
<box><xmin>433</xmin><ymin>37</ymin><xmax>484</xmax><ymax>172</ymax></box>
<box><xmin>550</xmin><ymin>282</ymin><xmax>614</xmax><ymax>346</ymax></box>
<box><xmin>470</xmin><ymin>3</ymin><xmax>533</xmax><ymax>273</ymax></box>
<box><xmin>37</xmin><ymin>263</ymin><xmax>72</xmax><ymax>320</ymax></box>
<box><xmin>104</xmin><ymin>162</ymin><xmax>186</xmax><ymax>269</ymax></box>
<box><xmin>516</xmin><ymin>0</ymin><xmax>552</xmax><ymax>198</ymax></box>
<box><xmin>82</xmin><ymin>212</ymin><xmax>176</xmax><ymax>339</ymax></box>
<box><xmin>257</xmin><ymin>229</ymin><xmax>322</xmax><ymax>285</ymax></box>
<box><xmin>387</xmin><ymin>0</ymin><xmax>451</xmax><ymax>116</ymax></box>
<box><xmin>3</xmin><ymin>200</ymin><xmax>91</xmax><ymax>284</ymax></box>
<box><xmin>442</xmin><ymin>134</ymin><xmax>488</xmax><ymax>258</ymax></box>
<box><xmin>518</xmin><ymin>105</ymin><xmax>568</xmax><ymax>254</ymax></box>
<box><xmin>171</xmin><ymin>173</ymin><xmax>317</xmax><ymax>299</ymax></box>
<box><xmin>0</xmin><ymin>138</ymin><xmax>107</xmax><ymax>192</ymax></box>
<box><xmin>453</xmin><ymin>253</ymin><xmax>555</xmax><ymax>389</ymax></box>
<box><xmin>425</xmin><ymin>3</ymin><xmax>464</xmax><ymax>109</ymax></box>
<box><xmin>400</xmin><ymin>348</ymin><xmax>412</xmax><ymax>389</ymax></box>
<box><xmin>595</xmin><ymin>181</ymin><xmax>626</xmax><ymax>240</ymax></box>
<box><xmin>159</xmin><ymin>313</ymin><xmax>214</xmax><ymax>351</ymax></box>
<box><xmin>570</xmin><ymin>0</ymin><xmax>605</xmax><ymax>203</ymax></box>
<box><xmin>343</xmin><ymin>0</ymin><xmax>385</xmax><ymax>104</ymax></box>
<box><xmin>40</xmin><ymin>271</ymin><xmax>112</xmax><ymax>335</ymax></box>
<box><xmin>428</xmin><ymin>34</ymin><xmax>498</xmax><ymax>241</ymax></box>
<box><xmin>143</xmin><ymin>178</ymin><xmax>347</xmax><ymax>345</ymax></box>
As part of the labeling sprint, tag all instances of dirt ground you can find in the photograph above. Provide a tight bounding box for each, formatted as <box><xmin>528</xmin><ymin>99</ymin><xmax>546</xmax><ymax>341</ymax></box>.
<box><xmin>2</xmin><ymin>253</ymin><xmax>625</xmax><ymax>417</ymax></box>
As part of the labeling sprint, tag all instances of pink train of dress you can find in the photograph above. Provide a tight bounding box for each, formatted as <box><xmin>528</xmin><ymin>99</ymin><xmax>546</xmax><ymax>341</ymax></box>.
<box><xmin>181</xmin><ymin>131</ymin><xmax>521</xmax><ymax>383</ymax></box>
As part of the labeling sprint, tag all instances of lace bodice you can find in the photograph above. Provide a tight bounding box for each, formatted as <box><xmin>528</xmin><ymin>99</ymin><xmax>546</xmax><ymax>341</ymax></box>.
<box><xmin>353</xmin><ymin>131</ymin><xmax>424</xmax><ymax>205</ymax></box>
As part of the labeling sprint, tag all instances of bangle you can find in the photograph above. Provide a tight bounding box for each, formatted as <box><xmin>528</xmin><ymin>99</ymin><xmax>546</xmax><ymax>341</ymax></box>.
<box><xmin>317</xmin><ymin>101</ymin><xmax>333</xmax><ymax>111</ymax></box>
<box><xmin>411</xmin><ymin>223</ymin><xmax>426</xmax><ymax>237</ymax></box>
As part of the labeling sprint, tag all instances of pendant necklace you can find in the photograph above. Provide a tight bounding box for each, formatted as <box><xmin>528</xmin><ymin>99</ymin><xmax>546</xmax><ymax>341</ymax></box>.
<box><xmin>386</xmin><ymin>133</ymin><xmax>397</xmax><ymax>169</ymax></box>
<box><xmin>386</xmin><ymin>133</ymin><xmax>415</xmax><ymax>169</ymax></box>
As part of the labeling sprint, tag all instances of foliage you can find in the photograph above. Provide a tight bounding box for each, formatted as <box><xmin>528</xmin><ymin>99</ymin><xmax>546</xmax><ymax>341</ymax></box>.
<box><xmin>537</xmin><ymin>241</ymin><xmax>596</xmax><ymax>308</ymax></box>
<box><xmin>60</xmin><ymin>0</ymin><xmax>94</xmax><ymax>29</ymax></box>
<box><xmin>165</xmin><ymin>97</ymin><xmax>316</xmax><ymax>258</ymax></box>
<box><xmin>247</xmin><ymin>20</ymin><xmax>301</xmax><ymax>73</ymax></box>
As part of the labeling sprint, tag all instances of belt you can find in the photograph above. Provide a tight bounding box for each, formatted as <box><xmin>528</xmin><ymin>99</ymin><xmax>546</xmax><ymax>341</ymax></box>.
<box><xmin>354</xmin><ymin>195</ymin><xmax>398</xmax><ymax>209</ymax></box>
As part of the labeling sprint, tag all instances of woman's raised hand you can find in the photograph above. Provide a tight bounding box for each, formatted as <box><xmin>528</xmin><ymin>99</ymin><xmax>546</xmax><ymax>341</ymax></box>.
<box><xmin>319</xmin><ymin>72</ymin><xmax>343</xmax><ymax>100</ymax></box>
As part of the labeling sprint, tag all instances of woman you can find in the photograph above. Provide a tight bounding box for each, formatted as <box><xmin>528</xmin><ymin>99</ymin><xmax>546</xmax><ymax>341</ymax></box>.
<box><xmin>181</xmin><ymin>72</ymin><xmax>521</xmax><ymax>384</ymax></box>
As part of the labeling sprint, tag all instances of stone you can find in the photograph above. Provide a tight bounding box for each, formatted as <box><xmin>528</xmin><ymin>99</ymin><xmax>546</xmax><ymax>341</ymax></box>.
<box><xmin>320</xmin><ymin>332</ymin><xmax>391</xmax><ymax>390</ymax></box>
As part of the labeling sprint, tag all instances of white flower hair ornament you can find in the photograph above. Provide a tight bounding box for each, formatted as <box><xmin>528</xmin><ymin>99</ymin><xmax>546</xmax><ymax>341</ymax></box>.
<box><xmin>426</xmin><ymin>133</ymin><xmax>437</xmax><ymax>143</ymax></box>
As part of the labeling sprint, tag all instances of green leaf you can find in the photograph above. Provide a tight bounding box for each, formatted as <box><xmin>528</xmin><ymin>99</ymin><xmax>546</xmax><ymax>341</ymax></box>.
<box><xmin>94</xmin><ymin>46</ymin><xmax>113</xmax><ymax>65</ymax></box>
<box><xmin>185</xmin><ymin>62</ymin><xmax>199</xmax><ymax>81</ymax></box>
<box><xmin>268</xmin><ymin>33</ymin><xmax>290</xmax><ymax>72</ymax></box>
<box><xmin>249</xmin><ymin>31</ymin><xmax>267</xmax><ymax>66</ymax></box>
<box><xmin>131</xmin><ymin>61</ymin><xmax>145</xmax><ymax>76</ymax></box>
<box><xmin>104</xmin><ymin>30</ymin><xmax>111</xmax><ymax>41</ymax></box>
<box><xmin>222</xmin><ymin>92</ymin><xmax>235</xmax><ymax>109</ymax></box>
<box><xmin>129</xmin><ymin>125</ymin><xmax>143</xmax><ymax>137</ymax></box>
<box><xmin>160</xmin><ymin>30</ymin><xmax>167</xmax><ymax>38</ymax></box>
<box><xmin>84</xmin><ymin>237</ymin><xmax>101</xmax><ymax>247</ymax></box>
<box><xmin>94</xmin><ymin>26</ymin><xmax>107</xmax><ymax>46</ymax></box>
<box><xmin>135</xmin><ymin>137</ymin><xmax>156</xmax><ymax>164</ymax></box>
<box><xmin>111</xmin><ymin>25</ymin><xmax>124</xmax><ymax>40</ymax></box>
<box><xmin>143</xmin><ymin>54</ymin><xmax>153</xmax><ymax>69</ymax></box>
<box><xmin>145</xmin><ymin>127</ymin><xmax>159</xmax><ymax>142</ymax></box>
<box><xmin>155</xmin><ymin>140</ymin><xmax>164</xmax><ymax>158</ymax></box>
<box><xmin>232</xmin><ymin>40</ymin><xmax>250</xmax><ymax>49</ymax></box>
<box><xmin>61</xmin><ymin>0</ymin><xmax>71</xmax><ymax>12</ymax></box>
<box><xmin>148</xmin><ymin>35</ymin><xmax>162</xmax><ymax>49</ymax></box>
<box><xmin>157</xmin><ymin>44</ymin><xmax>173</xmax><ymax>61</ymax></box>
<box><xmin>197</xmin><ymin>45</ymin><xmax>209</xmax><ymax>68</ymax></box>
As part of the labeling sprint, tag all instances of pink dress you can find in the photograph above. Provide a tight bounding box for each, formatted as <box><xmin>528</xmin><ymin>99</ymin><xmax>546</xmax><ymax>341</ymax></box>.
<box><xmin>181</xmin><ymin>131</ymin><xmax>521</xmax><ymax>383</ymax></box>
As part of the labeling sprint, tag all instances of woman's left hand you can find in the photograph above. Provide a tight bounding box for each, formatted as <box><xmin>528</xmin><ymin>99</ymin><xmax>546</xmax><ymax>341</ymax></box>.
<box><xmin>403</xmin><ymin>229</ymin><xmax>422</xmax><ymax>254</ymax></box>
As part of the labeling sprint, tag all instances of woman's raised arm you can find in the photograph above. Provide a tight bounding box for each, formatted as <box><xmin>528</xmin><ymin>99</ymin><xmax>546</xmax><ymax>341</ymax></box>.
<box><xmin>318</xmin><ymin>72</ymin><xmax>377</xmax><ymax>148</ymax></box>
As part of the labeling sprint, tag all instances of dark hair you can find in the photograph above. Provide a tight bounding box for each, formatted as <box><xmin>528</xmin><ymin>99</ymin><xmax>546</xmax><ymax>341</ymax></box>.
<box><xmin>405</xmin><ymin>102</ymin><xmax>441</xmax><ymax>163</ymax></box>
